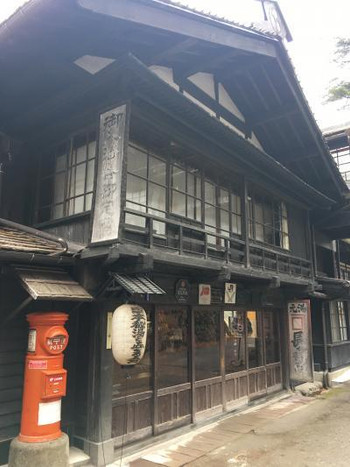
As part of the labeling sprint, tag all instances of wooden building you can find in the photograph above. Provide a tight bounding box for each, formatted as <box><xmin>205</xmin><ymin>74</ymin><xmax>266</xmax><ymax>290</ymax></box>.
<box><xmin>0</xmin><ymin>1</ymin><xmax>348</xmax><ymax>465</ymax></box>
<box><xmin>310</xmin><ymin>124</ymin><xmax>350</xmax><ymax>382</ymax></box>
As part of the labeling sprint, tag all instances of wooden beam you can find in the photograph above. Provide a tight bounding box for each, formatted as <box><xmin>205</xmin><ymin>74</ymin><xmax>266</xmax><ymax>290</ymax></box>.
<box><xmin>79</xmin><ymin>0</ymin><xmax>277</xmax><ymax>57</ymax></box>
<box><xmin>174</xmin><ymin>74</ymin><xmax>250</xmax><ymax>137</ymax></box>
<box><xmin>176</xmin><ymin>48</ymin><xmax>247</xmax><ymax>79</ymax></box>
<box><xmin>148</xmin><ymin>37</ymin><xmax>198</xmax><ymax>64</ymax></box>
<box><xmin>250</xmin><ymin>104</ymin><xmax>298</xmax><ymax>128</ymax></box>
<box><xmin>276</xmin><ymin>54</ymin><xmax>344</xmax><ymax>197</ymax></box>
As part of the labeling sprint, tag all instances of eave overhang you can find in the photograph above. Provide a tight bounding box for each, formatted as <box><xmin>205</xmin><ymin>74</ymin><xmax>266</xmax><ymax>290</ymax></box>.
<box><xmin>0</xmin><ymin>0</ymin><xmax>345</xmax><ymax>203</ymax></box>
<box><xmin>121</xmin><ymin>53</ymin><xmax>335</xmax><ymax>209</ymax></box>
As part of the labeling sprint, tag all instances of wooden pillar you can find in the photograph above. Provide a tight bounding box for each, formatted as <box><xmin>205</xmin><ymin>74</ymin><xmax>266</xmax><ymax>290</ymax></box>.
<box><xmin>242</xmin><ymin>176</ymin><xmax>250</xmax><ymax>268</ymax></box>
<box><xmin>83</xmin><ymin>302</ymin><xmax>114</xmax><ymax>466</ymax></box>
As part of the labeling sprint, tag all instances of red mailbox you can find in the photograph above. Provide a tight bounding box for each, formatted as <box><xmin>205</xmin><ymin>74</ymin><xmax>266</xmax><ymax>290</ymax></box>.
<box><xmin>19</xmin><ymin>312</ymin><xmax>69</xmax><ymax>443</ymax></box>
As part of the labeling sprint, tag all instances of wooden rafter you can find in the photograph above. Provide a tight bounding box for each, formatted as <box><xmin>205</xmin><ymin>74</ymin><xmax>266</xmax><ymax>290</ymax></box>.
<box><xmin>176</xmin><ymin>48</ymin><xmax>247</xmax><ymax>79</ymax></box>
<box><xmin>148</xmin><ymin>37</ymin><xmax>198</xmax><ymax>64</ymax></box>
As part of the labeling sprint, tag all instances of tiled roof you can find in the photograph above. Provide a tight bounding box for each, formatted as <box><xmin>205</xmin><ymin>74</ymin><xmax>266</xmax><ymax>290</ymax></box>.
<box><xmin>147</xmin><ymin>0</ymin><xmax>278</xmax><ymax>39</ymax></box>
<box><xmin>0</xmin><ymin>226</ymin><xmax>65</xmax><ymax>255</ymax></box>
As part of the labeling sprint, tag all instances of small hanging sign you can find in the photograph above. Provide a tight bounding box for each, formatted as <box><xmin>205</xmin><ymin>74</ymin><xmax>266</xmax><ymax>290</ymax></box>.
<box><xmin>224</xmin><ymin>283</ymin><xmax>237</xmax><ymax>304</ymax></box>
<box><xmin>199</xmin><ymin>284</ymin><xmax>211</xmax><ymax>305</ymax></box>
<box><xmin>175</xmin><ymin>279</ymin><xmax>190</xmax><ymax>303</ymax></box>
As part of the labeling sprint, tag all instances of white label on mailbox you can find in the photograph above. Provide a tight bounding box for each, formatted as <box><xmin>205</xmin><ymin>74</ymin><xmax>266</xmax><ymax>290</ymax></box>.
<box><xmin>38</xmin><ymin>400</ymin><xmax>61</xmax><ymax>426</ymax></box>
<box><xmin>27</xmin><ymin>329</ymin><xmax>36</xmax><ymax>352</ymax></box>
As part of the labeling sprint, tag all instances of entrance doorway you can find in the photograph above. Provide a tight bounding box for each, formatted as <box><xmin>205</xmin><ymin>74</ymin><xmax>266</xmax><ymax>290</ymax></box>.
<box><xmin>111</xmin><ymin>306</ymin><xmax>282</xmax><ymax>446</ymax></box>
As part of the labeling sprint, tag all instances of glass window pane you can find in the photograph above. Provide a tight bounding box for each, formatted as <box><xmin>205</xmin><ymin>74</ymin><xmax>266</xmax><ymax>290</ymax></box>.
<box><xmin>224</xmin><ymin>310</ymin><xmax>246</xmax><ymax>373</ymax></box>
<box><xmin>195</xmin><ymin>309</ymin><xmax>220</xmax><ymax>380</ymax></box>
<box><xmin>187</xmin><ymin>196</ymin><xmax>195</xmax><ymax>219</ymax></box>
<box><xmin>220</xmin><ymin>210</ymin><xmax>230</xmax><ymax>233</ymax></box>
<box><xmin>126</xmin><ymin>174</ymin><xmax>147</xmax><ymax>206</ymax></box>
<box><xmin>195</xmin><ymin>176</ymin><xmax>201</xmax><ymax>198</ymax></box>
<box><xmin>232</xmin><ymin>214</ymin><xmax>241</xmax><ymax>235</ymax></box>
<box><xmin>195</xmin><ymin>199</ymin><xmax>202</xmax><ymax>222</ymax></box>
<box><xmin>53</xmin><ymin>204</ymin><xmax>64</xmax><ymax>220</ymax></box>
<box><xmin>76</xmin><ymin>144</ymin><xmax>87</xmax><ymax>164</ymax></box>
<box><xmin>247</xmin><ymin>311</ymin><xmax>263</xmax><ymax>368</ymax></box>
<box><xmin>205</xmin><ymin>204</ymin><xmax>216</xmax><ymax>227</ymax></box>
<box><xmin>330</xmin><ymin>302</ymin><xmax>341</xmax><ymax>342</ymax></box>
<box><xmin>171</xmin><ymin>191</ymin><xmax>186</xmax><ymax>216</ymax></box>
<box><xmin>283</xmin><ymin>233</ymin><xmax>290</xmax><ymax>250</ymax></box>
<box><xmin>113</xmin><ymin>311</ymin><xmax>152</xmax><ymax>396</ymax></box>
<box><xmin>255</xmin><ymin>202</ymin><xmax>264</xmax><ymax>224</ymax></box>
<box><xmin>56</xmin><ymin>154</ymin><xmax>67</xmax><ymax>172</ymax></box>
<box><xmin>255</xmin><ymin>223</ymin><xmax>264</xmax><ymax>242</ymax></box>
<box><xmin>148</xmin><ymin>183</ymin><xmax>166</xmax><ymax>211</ymax></box>
<box><xmin>264</xmin><ymin>204</ymin><xmax>273</xmax><ymax>228</ymax></box>
<box><xmin>54</xmin><ymin>172</ymin><xmax>65</xmax><ymax>204</ymax></box>
<box><xmin>149</xmin><ymin>156</ymin><xmax>166</xmax><ymax>185</ymax></box>
<box><xmin>172</xmin><ymin>165</ymin><xmax>186</xmax><ymax>192</ymax></box>
<box><xmin>125</xmin><ymin>213</ymin><xmax>146</xmax><ymax>229</ymax></box>
<box><xmin>205</xmin><ymin>181</ymin><xmax>215</xmax><ymax>205</ymax></box>
<box><xmin>219</xmin><ymin>189</ymin><xmax>229</xmax><ymax>209</ymax></box>
<box><xmin>158</xmin><ymin>308</ymin><xmax>189</xmax><ymax>388</ymax></box>
<box><xmin>128</xmin><ymin>146</ymin><xmax>147</xmax><ymax>177</ymax></box>
<box><xmin>264</xmin><ymin>312</ymin><xmax>280</xmax><ymax>364</ymax></box>
<box><xmin>75</xmin><ymin>163</ymin><xmax>86</xmax><ymax>196</ymax></box>
<box><xmin>74</xmin><ymin>196</ymin><xmax>84</xmax><ymax>214</ymax></box>
<box><xmin>232</xmin><ymin>194</ymin><xmax>241</xmax><ymax>215</ymax></box>
<box><xmin>68</xmin><ymin>198</ymin><xmax>74</xmax><ymax>216</ymax></box>
<box><xmin>85</xmin><ymin>193</ymin><xmax>93</xmax><ymax>211</ymax></box>
<box><xmin>86</xmin><ymin>159</ymin><xmax>95</xmax><ymax>192</ymax></box>
<box><xmin>187</xmin><ymin>173</ymin><xmax>195</xmax><ymax>196</ymax></box>
<box><xmin>88</xmin><ymin>140</ymin><xmax>96</xmax><ymax>159</ymax></box>
<box><xmin>68</xmin><ymin>167</ymin><xmax>76</xmax><ymax>198</ymax></box>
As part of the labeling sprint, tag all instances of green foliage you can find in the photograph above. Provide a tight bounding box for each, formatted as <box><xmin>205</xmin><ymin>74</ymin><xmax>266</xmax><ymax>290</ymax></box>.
<box><xmin>327</xmin><ymin>38</ymin><xmax>350</xmax><ymax>106</ymax></box>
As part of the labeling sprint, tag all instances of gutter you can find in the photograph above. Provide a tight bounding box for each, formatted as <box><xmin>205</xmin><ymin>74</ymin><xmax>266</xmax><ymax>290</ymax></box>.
<box><xmin>0</xmin><ymin>249</ymin><xmax>73</xmax><ymax>265</ymax></box>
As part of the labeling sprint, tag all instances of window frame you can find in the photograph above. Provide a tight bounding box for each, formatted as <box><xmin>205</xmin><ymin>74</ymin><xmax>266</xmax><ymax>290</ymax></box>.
<box><xmin>330</xmin><ymin>301</ymin><xmax>349</xmax><ymax>343</ymax></box>
<box><xmin>248</xmin><ymin>191</ymin><xmax>290</xmax><ymax>250</ymax></box>
<box><xmin>36</xmin><ymin>128</ymin><xmax>96</xmax><ymax>223</ymax></box>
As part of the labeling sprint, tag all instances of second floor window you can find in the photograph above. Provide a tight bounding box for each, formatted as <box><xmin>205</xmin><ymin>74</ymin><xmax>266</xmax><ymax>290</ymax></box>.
<box><xmin>248</xmin><ymin>193</ymin><xmax>289</xmax><ymax>250</ymax></box>
<box><xmin>126</xmin><ymin>145</ymin><xmax>167</xmax><ymax>235</ymax></box>
<box><xmin>37</xmin><ymin>130</ymin><xmax>96</xmax><ymax>223</ymax></box>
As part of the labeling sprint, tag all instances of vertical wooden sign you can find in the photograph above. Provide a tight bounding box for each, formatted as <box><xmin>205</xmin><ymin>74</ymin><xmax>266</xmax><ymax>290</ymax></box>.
<box><xmin>91</xmin><ymin>104</ymin><xmax>127</xmax><ymax>244</ymax></box>
<box><xmin>288</xmin><ymin>300</ymin><xmax>313</xmax><ymax>383</ymax></box>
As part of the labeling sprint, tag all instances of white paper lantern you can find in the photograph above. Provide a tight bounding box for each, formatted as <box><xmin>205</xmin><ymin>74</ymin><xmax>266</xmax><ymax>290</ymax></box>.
<box><xmin>111</xmin><ymin>304</ymin><xmax>148</xmax><ymax>366</ymax></box>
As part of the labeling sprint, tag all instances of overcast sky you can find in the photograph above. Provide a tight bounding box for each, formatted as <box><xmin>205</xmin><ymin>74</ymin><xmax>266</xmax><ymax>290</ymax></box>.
<box><xmin>1</xmin><ymin>0</ymin><xmax>349</xmax><ymax>129</ymax></box>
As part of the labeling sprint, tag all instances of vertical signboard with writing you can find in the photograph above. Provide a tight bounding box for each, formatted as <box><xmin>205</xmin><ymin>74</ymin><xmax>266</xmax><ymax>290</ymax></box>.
<box><xmin>288</xmin><ymin>300</ymin><xmax>313</xmax><ymax>383</ymax></box>
<box><xmin>91</xmin><ymin>104</ymin><xmax>128</xmax><ymax>244</ymax></box>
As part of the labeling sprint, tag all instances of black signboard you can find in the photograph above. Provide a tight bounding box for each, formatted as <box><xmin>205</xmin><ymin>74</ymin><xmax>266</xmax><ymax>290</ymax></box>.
<box><xmin>175</xmin><ymin>279</ymin><xmax>190</xmax><ymax>303</ymax></box>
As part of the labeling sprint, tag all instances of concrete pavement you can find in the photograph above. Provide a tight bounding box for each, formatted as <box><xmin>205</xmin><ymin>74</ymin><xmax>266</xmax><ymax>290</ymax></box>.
<box><xmin>112</xmin><ymin>388</ymin><xmax>329</xmax><ymax>467</ymax></box>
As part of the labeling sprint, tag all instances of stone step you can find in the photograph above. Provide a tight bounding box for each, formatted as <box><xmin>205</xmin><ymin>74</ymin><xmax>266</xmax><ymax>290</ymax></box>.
<box><xmin>69</xmin><ymin>446</ymin><xmax>91</xmax><ymax>466</ymax></box>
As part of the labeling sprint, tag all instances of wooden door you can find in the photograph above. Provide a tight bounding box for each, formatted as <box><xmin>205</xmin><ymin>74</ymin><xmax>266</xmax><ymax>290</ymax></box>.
<box><xmin>193</xmin><ymin>307</ymin><xmax>223</xmax><ymax>420</ymax></box>
<box><xmin>112</xmin><ymin>308</ymin><xmax>153</xmax><ymax>447</ymax></box>
<box><xmin>155</xmin><ymin>306</ymin><xmax>191</xmax><ymax>433</ymax></box>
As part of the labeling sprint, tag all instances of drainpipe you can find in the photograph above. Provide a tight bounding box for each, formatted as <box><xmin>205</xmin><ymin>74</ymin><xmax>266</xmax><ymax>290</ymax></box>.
<box><xmin>321</xmin><ymin>302</ymin><xmax>329</xmax><ymax>388</ymax></box>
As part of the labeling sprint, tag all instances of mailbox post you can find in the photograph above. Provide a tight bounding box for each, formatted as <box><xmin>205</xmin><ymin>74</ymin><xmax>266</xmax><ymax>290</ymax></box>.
<box><xmin>9</xmin><ymin>312</ymin><xmax>70</xmax><ymax>467</ymax></box>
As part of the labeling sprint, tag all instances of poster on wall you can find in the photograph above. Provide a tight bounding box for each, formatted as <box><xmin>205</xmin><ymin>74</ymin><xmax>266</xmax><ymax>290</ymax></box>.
<box><xmin>199</xmin><ymin>284</ymin><xmax>211</xmax><ymax>305</ymax></box>
<box><xmin>91</xmin><ymin>104</ymin><xmax>127</xmax><ymax>244</ymax></box>
<box><xmin>224</xmin><ymin>283</ymin><xmax>237</xmax><ymax>304</ymax></box>
<box><xmin>288</xmin><ymin>300</ymin><xmax>313</xmax><ymax>383</ymax></box>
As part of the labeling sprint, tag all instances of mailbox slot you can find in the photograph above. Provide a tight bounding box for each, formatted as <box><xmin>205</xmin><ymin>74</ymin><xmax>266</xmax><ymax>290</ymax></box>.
<box><xmin>41</xmin><ymin>370</ymin><xmax>67</xmax><ymax>399</ymax></box>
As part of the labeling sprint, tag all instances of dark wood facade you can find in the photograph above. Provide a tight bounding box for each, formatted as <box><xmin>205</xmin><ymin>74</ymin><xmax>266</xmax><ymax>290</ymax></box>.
<box><xmin>0</xmin><ymin>1</ymin><xmax>350</xmax><ymax>465</ymax></box>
